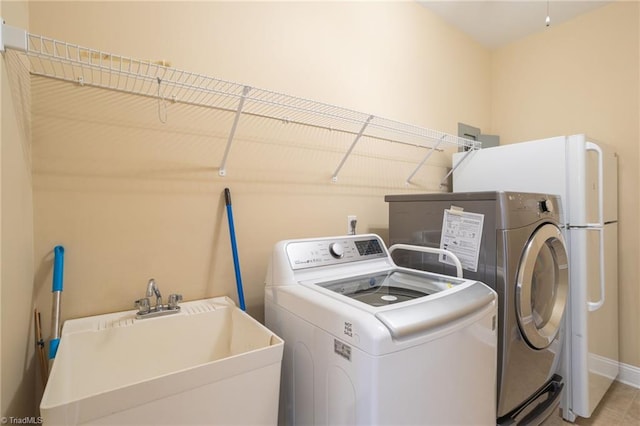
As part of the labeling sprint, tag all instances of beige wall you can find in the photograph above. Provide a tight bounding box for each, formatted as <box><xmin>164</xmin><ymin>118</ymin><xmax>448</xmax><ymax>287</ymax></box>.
<box><xmin>26</xmin><ymin>0</ymin><xmax>490</xmax><ymax>381</ymax></box>
<box><xmin>29</xmin><ymin>1</ymin><xmax>491</xmax><ymax>134</ymax></box>
<box><xmin>491</xmin><ymin>2</ymin><xmax>640</xmax><ymax>367</ymax></box>
<box><xmin>1</xmin><ymin>0</ymin><xmax>35</xmax><ymax>418</ymax></box>
<box><xmin>3</xmin><ymin>0</ymin><xmax>637</xmax><ymax>417</ymax></box>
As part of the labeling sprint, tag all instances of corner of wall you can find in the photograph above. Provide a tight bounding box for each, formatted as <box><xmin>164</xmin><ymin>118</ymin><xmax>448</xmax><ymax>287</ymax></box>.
<box><xmin>1</xmin><ymin>0</ymin><xmax>35</xmax><ymax>418</ymax></box>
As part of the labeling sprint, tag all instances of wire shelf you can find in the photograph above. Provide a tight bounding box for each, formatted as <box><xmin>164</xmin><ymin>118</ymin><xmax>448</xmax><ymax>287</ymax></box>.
<box><xmin>3</xmin><ymin>23</ymin><xmax>481</xmax><ymax>183</ymax></box>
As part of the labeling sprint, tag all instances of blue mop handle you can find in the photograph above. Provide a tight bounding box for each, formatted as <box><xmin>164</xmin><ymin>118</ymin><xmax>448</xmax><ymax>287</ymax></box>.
<box><xmin>49</xmin><ymin>245</ymin><xmax>65</xmax><ymax>359</ymax></box>
<box><xmin>225</xmin><ymin>189</ymin><xmax>246</xmax><ymax>311</ymax></box>
<box><xmin>52</xmin><ymin>246</ymin><xmax>65</xmax><ymax>292</ymax></box>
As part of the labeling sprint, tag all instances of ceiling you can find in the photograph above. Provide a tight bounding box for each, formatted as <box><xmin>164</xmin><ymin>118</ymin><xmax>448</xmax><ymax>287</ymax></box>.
<box><xmin>418</xmin><ymin>1</ymin><xmax>612</xmax><ymax>49</ymax></box>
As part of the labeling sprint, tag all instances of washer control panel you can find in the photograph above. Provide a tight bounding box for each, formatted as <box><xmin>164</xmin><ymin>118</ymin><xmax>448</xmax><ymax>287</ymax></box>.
<box><xmin>286</xmin><ymin>236</ymin><xmax>387</xmax><ymax>270</ymax></box>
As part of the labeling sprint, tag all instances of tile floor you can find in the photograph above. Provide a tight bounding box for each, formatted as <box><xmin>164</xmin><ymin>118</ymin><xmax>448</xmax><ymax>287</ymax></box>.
<box><xmin>542</xmin><ymin>381</ymin><xmax>640</xmax><ymax>425</ymax></box>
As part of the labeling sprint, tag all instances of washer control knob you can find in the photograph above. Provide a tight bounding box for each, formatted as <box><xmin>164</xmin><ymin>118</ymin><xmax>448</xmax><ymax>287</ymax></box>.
<box><xmin>329</xmin><ymin>242</ymin><xmax>344</xmax><ymax>259</ymax></box>
<box><xmin>540</xmin><ymin>199</ymin><xmax>554</xmax><ymax>213</ymax></box>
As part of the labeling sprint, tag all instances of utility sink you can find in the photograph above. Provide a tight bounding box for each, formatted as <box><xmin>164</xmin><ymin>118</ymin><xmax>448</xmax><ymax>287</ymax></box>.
<box><xmin>40</xmin><ymin>297</ymin><xmax>284</xmax><ymax>425</ymax></box>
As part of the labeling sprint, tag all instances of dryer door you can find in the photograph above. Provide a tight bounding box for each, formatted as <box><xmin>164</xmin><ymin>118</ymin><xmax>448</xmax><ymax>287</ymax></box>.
<box><xmin>516</xmin><ymin>223</ymin><xmax>569</xmax><ymax>349</ymax></box>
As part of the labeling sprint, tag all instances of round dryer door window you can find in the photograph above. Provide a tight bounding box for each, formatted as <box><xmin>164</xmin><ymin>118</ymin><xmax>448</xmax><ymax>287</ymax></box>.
<box><xmin>516</xmin><ymin>223</ymin><xmax>569</xmax><ymax>350</ymax></box>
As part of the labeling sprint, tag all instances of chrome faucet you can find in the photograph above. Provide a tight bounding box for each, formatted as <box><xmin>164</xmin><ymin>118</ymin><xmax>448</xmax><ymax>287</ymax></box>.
<box><xmin>135</xmin><ymin>278</ymin><xmax>182</xmax><ymax>319</ymax></box>
<box><xmin>146</xmin><ymin>278</ymin><xmax>163</xmax><ymax>311</ymax></box>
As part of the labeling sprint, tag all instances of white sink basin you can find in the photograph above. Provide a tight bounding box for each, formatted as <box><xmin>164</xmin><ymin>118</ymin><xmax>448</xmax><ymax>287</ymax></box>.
<box><xmin>40</xmin><ymin>297</ymin><xmax>283</xmax><ymax>425</ymax></box>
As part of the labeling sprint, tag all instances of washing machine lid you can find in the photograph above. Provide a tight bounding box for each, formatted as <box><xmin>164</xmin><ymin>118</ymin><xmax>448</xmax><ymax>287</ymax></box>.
<box><xmin>316</xmin><ymin>269</ymin><xmax>462</xmax><ymax>307</ymax></box>
<box><xmin>374</xmin><ymin>281</ymin><xmax>495</xmax><ymax>339</ymax></box>
<box><xmin>313</xmin><ymin>270</ymin><xmax>495</xmax><ymax>339</ymax></box>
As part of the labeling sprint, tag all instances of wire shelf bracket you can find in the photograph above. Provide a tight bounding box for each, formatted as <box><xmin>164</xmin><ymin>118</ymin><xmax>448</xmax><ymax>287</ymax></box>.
<box><xmin>219</xmin><ymin>85</ymin><xmax>251</xmax><ymax>177</ymax></box>
<box><xmin>405</xmin><ymin>135</ymin><xmax>446</xmax><ymax>185</ymax></box>
<box><xmin>331</xmin><ymin>115</ymin><xmax>374</xmax><ymax>182</ymax></box>
<box><xmin>439</xmin><ymin>147</ymin><xmax>474</xmax><ymax>188</ymax></box>
<box><xmin>1</xmin><ymin>20</ymin><xmax>481</xmax><ymax>184</ymax></box>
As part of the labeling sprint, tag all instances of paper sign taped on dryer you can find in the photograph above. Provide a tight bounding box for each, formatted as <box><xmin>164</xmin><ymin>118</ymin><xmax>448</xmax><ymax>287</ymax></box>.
<box><xmin>439</xmin><ymin>206</ymin><xmax>484</xmax><ymax>273</ymax></box>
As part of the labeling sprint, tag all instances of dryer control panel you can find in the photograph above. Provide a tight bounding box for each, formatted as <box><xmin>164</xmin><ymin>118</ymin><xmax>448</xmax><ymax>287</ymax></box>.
<box><xmin>286</xmin><ymin>235</ymin><xmax>388</xmax><ymax>270</ymax></box>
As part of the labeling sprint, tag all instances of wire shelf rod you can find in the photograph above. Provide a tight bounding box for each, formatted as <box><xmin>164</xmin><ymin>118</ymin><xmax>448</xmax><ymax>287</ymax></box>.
<box><xmin>28</xmin><ymin>66</ymin><xmax>461</xmax><ymax>154</ymax></box>
<box><xmin>3</xmin><ymin>23</ymin><xmax>483</xmax><ymax>182</ymax></box>
<box><xmin>25</xmin><ymin>35</ymin><xmax>467</xmax><ymax>149</ymax></box>
<box><xmin>24</xmin><ymin>36</ymin><xmax>393</xmax><ymax>132</ymax></box>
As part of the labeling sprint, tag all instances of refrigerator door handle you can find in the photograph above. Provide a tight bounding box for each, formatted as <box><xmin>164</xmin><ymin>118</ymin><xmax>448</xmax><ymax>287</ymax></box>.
<box><xmin>587</xmin><ymin>227</ymin><xmax>606</xmax><ymax>312</ymax></box>
<box><xmin>585</xmin><ymin>142</ymin><xmax>604</xmax><ymax>227</ymax></box>
<box><xmin>585</xmin><ymin>142</ymin><xmax>605</xmax><ymax>311</ymax></box>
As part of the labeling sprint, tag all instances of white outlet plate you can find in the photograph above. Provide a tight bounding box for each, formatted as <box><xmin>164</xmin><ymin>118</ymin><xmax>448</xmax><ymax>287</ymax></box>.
<box><xmin>347</xmin><ymin>215</ymin><xmax>357</xmax><ymax>235</ymax></box>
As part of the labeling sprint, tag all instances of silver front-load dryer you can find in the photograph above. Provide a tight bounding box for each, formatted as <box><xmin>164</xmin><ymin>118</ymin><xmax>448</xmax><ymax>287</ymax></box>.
<box><xmin>385</xmin><ymin>191</ymin><xmax>569</xmax><ymax>425</ymax></box>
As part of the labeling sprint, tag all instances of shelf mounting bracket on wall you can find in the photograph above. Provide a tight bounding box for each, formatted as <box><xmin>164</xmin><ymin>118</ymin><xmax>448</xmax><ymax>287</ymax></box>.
<box><xmin>405</xmin><ymin>135</ymin><xmax>446</xmax><ymax>185</ymax></box>
<box><xmin>0</xmin><ymin>19</ymin><xmax>27</xmax><ymax>53</ymax></box>
<box><xmin>219</xmin><ymin>85</ymin><xmax>251</xmax><ymax>177</ymax></box>
<box><xmin>331</xmin><ymin>115</ymin><xmax>374</xmax><ymax>182</ymax></box>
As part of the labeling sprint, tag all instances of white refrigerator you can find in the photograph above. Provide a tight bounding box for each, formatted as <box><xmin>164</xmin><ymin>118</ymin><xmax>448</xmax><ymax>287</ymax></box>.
<box><xmin>452</xmin><ymin>134</ymin><xmax>619</xmax><ymax>421</ymax></box>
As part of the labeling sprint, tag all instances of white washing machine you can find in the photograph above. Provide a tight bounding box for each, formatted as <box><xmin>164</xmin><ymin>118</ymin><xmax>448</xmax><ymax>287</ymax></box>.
<box><xmin>264</xmin><ymin>234</ymin><xmax>498</xmax><ymax>425</ymax></box>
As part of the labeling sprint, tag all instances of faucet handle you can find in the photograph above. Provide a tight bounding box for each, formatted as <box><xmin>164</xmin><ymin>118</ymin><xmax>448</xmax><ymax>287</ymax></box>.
<box><xmin>135</xmin><ymin>297</ymin><xmax>150</xmax><ymax>313</ymax></box>
<box><xmin>168</xmin><ymin>293</ymin><xmax>183</xmax><ymax>310</ymax></box>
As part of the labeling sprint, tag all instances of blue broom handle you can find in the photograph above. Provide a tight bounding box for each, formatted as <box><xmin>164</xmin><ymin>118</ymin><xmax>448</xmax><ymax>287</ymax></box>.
<box><xmin>225</xmin><ymin>189</ymin><xmax>246</xmax><ymax>311</ymax></box>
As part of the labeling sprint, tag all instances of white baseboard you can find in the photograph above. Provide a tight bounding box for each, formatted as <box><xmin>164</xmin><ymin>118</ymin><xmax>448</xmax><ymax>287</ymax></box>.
<box><xmin>589</xmin><ymin>353</ymin><xmax>619</xmax><ymax>381</ymax></box>
<box><xmin>589</xmin><ymin>353</ymin><xmax>640</xmax><ymax>389</ymax></box>
<box><xmin>618</xmin><ymin>361</ymin><xmax>640</xmax><ymax>389</ymax></box>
